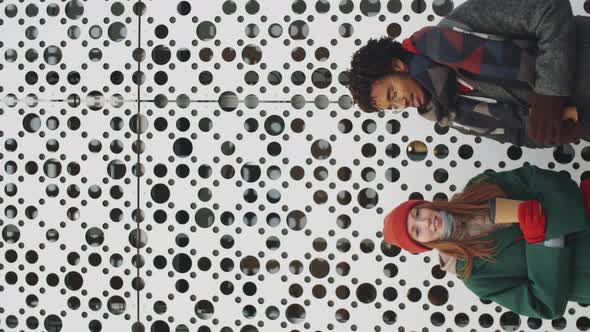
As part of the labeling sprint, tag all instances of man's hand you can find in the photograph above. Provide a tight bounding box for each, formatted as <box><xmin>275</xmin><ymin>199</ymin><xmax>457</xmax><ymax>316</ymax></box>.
<box><xmin>527</xmin><ymin>93</ymin><xmax>584</xmax><ymax>144</ymax></box>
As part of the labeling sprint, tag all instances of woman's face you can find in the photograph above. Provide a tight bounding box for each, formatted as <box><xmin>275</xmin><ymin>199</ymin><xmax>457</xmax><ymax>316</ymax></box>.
<box><xmin>407</xmin><ymin>206</ymin><xmax>443</xmax><ymax>243</ymax></box>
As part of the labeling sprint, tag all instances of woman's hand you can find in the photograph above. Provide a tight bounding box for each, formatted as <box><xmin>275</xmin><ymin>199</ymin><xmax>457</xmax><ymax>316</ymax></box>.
<box><xmin>517</xmin><ymin>200</ymin><xmax>546</xmax><ymax>244</ymax></box>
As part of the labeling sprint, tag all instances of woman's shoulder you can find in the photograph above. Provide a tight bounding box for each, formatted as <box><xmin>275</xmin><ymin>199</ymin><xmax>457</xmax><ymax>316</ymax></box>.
<box><xmin>464</xmin><ymin>169</ymin><xmax>497</xmax><ymax>188</ymax></box>
<box><xmin>463</xmin><ymin>165</ymin><xmax>546</xmax><ymax>193</ymax></box>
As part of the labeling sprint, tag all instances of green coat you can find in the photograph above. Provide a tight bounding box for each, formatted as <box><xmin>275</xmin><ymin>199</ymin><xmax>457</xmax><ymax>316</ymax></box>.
<box><xmin>455</xmin><ymin>165</ymin><xmax>590</xmax><ymax>319</ymax></box>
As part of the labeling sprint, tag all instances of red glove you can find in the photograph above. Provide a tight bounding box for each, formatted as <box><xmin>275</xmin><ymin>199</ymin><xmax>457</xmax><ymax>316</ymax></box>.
<box><xmin>517</xmin><ymin>200</ymin><xmax>546</xmax><ymax>244</ymax></box>
<box><xmin>527</xmin><ymin>93</ymin><xmax>583</xmax><ymax>144</ymax></box>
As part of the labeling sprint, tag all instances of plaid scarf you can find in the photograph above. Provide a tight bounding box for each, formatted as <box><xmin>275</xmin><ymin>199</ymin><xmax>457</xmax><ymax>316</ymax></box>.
<box><xmin>402</xmin><ymin>26</ymin><xmax>536</xmax><ymax>132</ymax></box>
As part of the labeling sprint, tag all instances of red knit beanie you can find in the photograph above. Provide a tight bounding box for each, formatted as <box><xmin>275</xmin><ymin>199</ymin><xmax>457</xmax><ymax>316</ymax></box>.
<box><xmin>383</xmin><ymin>200</ymin><xmax>431</xmax><ymax>254</ymax></box>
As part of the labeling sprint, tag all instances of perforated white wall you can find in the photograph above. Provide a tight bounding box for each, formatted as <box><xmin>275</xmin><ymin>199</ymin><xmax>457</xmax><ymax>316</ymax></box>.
<box><xmin>2</xmin><ymin>1</ymin><xmax>590</xmax><ymax>332</ymax></box>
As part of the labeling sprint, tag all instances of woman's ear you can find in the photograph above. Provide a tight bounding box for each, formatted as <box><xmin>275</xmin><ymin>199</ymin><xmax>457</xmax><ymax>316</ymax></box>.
<box><xmin>390</xmin><ymin>58</ymin><xmax>408</xmax><ymax>73</ymax></box>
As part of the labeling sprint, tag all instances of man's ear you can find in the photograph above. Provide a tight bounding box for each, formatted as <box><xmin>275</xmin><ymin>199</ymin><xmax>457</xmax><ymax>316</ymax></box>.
<box><xmin>390</xmin><ymin>58</ymin><xmax>408</xmax><ymax>73</ymax></box>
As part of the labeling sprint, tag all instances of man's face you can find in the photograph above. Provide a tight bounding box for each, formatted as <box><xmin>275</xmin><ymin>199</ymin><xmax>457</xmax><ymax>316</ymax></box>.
<box><xmin>370</xmin><ymin>72</ymin><xmax>426</xmax><ymax>111</ymax></box>
<box><xmin>369</xmin><ymin>58</ymin><xmax>426</xmax><ymax>111</ymax></box>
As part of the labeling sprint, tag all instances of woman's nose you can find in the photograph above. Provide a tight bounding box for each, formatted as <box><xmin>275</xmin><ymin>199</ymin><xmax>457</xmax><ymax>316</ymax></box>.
<box><xmin>417</xmin><ymin>218</ymin><xmax>431</xmax><ymax>228</ymax></box>
<box><xmin>392</xmin><ymin>100</ymin><xmax>405</xmax><ymax>110</ymax></box>
<box><xmin>419</xmin><ymin>218</ymin><xmax>433</xmax><ymax>229</ymax></box>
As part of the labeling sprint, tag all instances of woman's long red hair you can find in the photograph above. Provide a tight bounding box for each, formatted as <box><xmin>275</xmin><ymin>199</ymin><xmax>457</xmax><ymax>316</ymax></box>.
<box><xmin>418</xmin><ymin>177</ymin><xmax>507</xmax><ymax>280</ymax></box>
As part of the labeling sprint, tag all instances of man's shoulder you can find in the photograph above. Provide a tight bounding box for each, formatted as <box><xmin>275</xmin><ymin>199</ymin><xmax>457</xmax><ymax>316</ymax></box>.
<box><xmin>436</xmin><ymin>17</ymin><xmax>471</xmax><ymax>30</ymax></box>
<box><xmin>436</xmin><ymin>17</ymin><xmax>507</xmax><ymax>41</ymax></box>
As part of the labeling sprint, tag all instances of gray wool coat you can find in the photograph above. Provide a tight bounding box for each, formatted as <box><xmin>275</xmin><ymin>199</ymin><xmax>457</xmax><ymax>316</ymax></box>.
<box><xmin>436</xmin><ymin>0</ymin><xmax>590</xmax><ymax>148</ymax></box>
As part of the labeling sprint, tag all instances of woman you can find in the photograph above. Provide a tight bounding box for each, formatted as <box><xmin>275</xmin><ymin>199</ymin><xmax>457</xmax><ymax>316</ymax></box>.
<box><xmin>383</xmin><ymin>164</ymin><xmax>590</xmax><ymax>319</ymax></box>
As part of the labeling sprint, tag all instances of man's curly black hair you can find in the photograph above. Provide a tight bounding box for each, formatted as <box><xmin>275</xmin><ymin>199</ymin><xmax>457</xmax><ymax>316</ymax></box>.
<box><xmin>344</xmin><ymin>37</ymin><xmax>409</xmax><ymax>113</ymax></box>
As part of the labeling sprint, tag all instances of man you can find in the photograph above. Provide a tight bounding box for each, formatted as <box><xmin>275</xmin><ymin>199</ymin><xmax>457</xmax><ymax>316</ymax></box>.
<box><xmin>345</xmin><ymin>0</ymin><xmax>590</xmax><ymax>148</ymax></box>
